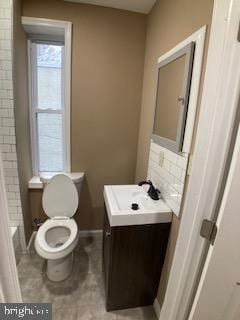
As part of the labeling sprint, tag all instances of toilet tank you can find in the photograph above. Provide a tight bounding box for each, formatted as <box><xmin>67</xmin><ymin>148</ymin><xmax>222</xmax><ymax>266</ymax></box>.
<box><xmin>40</xmin><ymin>172</ymin><xmax>85</xmax><ymax>197</ymax></box>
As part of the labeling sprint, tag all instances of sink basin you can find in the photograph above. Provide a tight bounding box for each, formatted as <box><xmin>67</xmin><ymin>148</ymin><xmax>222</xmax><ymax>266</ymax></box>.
<box><xmin>104</xmin><ymin>185</ymin><xmax>172</xmax><ymax>226</ymax></box>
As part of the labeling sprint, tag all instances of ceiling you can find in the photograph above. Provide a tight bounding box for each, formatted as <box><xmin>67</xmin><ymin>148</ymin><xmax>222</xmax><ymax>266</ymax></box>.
<box><xmin>63</xmin><ymin>0</ymin><xmax>157</xmax><ymax>14</ymax></box>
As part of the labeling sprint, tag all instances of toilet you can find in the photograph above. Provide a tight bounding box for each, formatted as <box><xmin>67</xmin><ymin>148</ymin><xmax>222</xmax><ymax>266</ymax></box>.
<box><xmin>34</xmin><ymin>173</ymin><xmax>84</xmax><ymax>282</ymax></box>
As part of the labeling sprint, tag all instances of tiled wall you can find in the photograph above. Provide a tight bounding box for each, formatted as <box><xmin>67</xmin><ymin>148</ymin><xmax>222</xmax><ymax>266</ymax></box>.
<box><xmin>0</xmin><ymin>0</ymin><xmax>26</xmax><ymax>251</ymax></box>
<box><xmin>147</xmin><ymin>141</ymin><xmax>189</xmax><ymax>216</ymax></box>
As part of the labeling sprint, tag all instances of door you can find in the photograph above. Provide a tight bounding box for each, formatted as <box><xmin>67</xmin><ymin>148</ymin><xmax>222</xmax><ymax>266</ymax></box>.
<box><xmin>189</xmin><ymin>122</ymin><xmax>240</xmax><ymax>320</ymax></box>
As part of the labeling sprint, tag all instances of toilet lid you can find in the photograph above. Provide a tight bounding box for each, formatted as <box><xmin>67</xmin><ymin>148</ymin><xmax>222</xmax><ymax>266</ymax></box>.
<box><xmin>42</xmin><ymin>174</ymin><xmax>79</xmax><ymax>218</ymax></box>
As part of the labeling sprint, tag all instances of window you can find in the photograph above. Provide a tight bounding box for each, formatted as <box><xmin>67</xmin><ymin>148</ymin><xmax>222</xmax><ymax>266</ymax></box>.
<box><xmin>29</xmin><ymin>41</ymin><xmax>68</xmax><ymax>174</ymax></box>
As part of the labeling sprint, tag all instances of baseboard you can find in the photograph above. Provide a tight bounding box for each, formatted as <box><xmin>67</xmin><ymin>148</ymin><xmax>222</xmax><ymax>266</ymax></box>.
<box><xmin>27</xmin><ymin>231</ymin><xmax>37</xmax><ymax>253</ymax></box>
<box><xmin>78</xmin><ymin>229</ymin><xmax>103</xmax><ymax>237</ymax></box>
<box><xmin>153</xmin><ymin>298</ymin><xmax>161</xmax><ymax>319</ymax></box>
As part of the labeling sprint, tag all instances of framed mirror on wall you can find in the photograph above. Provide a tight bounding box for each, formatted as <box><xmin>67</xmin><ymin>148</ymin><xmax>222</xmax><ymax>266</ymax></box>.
<box><xmin>152</xmin><ymin>42</ymin><xmax>195</xmax><ymax>153</ymax></box>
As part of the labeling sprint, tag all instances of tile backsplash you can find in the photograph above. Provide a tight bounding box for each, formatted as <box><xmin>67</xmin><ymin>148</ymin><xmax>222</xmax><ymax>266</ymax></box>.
<box><xmin>0</xmin><ymin>0</ymin><xmax>26</xmax><ymax>251</ymax></box>
<box><xmin>147</xmin><ymin>141</ymin><xmax>189</xmax><ymax>216</ymax></box>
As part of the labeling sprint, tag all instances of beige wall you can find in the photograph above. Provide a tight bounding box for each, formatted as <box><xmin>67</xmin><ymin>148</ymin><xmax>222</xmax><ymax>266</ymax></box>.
<box><xmin>135</xmin><ymin>0</ymin><xmax>214</xmax><ymax>307</ymax></box>
<box><xmin>13</xmin><ymin>0</ymin><xmax>33</xmax><ymax>243</ymax></box>
<box><xmin>23</xmin><ymin>0</ymin><xmax>147</xmax><ymax>230</ymax></box>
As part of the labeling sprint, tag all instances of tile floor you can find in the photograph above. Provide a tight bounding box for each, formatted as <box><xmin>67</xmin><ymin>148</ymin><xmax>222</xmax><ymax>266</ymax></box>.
<box><xmin>18</xmin><ymin>234</ymin><xmax>157</xmax><ymax>320</ymax></box>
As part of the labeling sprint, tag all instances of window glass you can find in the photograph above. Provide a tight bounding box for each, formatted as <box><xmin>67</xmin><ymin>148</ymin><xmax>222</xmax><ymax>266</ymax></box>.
<box><xmin>37</xmin><ymin>44</ymin><xmax>63</xmax><ymax>110</ymax></box>
<box><xmin>37</xmin><ymin>113</ymin><xmax>63</xmax><ymax>172</ymax></box>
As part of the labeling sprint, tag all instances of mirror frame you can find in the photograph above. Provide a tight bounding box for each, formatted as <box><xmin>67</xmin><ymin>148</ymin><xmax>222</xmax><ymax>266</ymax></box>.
<box><xmin>152</xmin><ymin>42</ymin><xmax>195</xmax><ymax>153</ymax></box>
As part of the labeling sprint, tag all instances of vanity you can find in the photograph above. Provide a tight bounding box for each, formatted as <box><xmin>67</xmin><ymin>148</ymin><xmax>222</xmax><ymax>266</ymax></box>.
<box><xmin>102</xmin><ymin>185</ymin><xmax>172</xmax><ymax>311</ymax></box>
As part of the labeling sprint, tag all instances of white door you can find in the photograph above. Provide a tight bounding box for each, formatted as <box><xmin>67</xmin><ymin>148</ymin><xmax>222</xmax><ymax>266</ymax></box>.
<box><xmin>189</xmin><ymin>122</ymin><xmax>240</xmax><ymax>320</ymax></box>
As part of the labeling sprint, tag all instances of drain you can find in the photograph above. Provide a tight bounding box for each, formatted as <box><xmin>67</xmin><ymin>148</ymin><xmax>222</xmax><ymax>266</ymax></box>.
<box><xmin>131</xmin><ymin>203</ymin><xmax>139</xmax><ymax>210</ymax></box>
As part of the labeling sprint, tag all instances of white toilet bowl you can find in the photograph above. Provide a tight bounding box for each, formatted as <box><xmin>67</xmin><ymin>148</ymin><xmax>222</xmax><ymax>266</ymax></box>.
<box><xmin>34</xmin><ymin>174</ymin><xmax>84</xmax><ymax>282</ymax></box>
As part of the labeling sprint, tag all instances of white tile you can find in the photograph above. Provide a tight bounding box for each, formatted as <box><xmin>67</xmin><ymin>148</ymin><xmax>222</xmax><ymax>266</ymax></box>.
<box><xmin>0</xmin><ymin>49</ymin><xmax>11</xmax><ymax>60</ymax></box>
<box><xmin>0</xmin><ymin>0</ymin><xmax>11</xmax><ymax>8</ymax></box>
<box><xmin>147</xmin><ymin>144</ymin><xmax>188</xmax><ymax>216</ymax></box>
<box><xmin>4</xmin><ymin>176</ymin><xmax>14</xmax><ymax>184</ymax></box>
<box><xmin>8</xmin><ymin>184</ymin><xmax>19</xmax><ymax>192</ymax></box>
<box><xmin>12</xmin><ymin>161</ymin><xmax>17</xmax><ymax>169</ymax></box>
<box><xmin>14</xmin><ymin>177</ymin><xmax>19</xmax><ymax>185</ymax></box>
<box><xmin>3</xmin><ymin>135</ymin><xmax>15</xmax><ymax>144</ymax></box>
<box><xmin>0</xmin><ymin>108</ymin><xmax>9</xmax><ymax>117</ymax></box>
<box><xmin>3</xmin><ymin>160</ymin><xmax>12</xmax><ymax>168</ymax></box>
<box><xmin>149</xmin><ymin>151</ymin><xmax>159</xmax><ymax>163</ymax></box>
<box><xmin>163</xmin><ymin>158</ymin><xmax>171</xmax><ymax>172</ymax></box>
<box><xmin>7</xmin><ymin>89</ymin><xmax>13</xmax><ymax>99</ymax></box>
<box><xmin>6</xmin><ymin>70</ymin><xmax>12</xmax><ymax>80</ymax></box>
<box><xmin>0</xmin><ymin>89</ymin><xmax>7</xmax><ymax>98</ymax></box>
<box><xmin>0</xmin><ymin>6</ymin><xmax>28</xmax><ymax>252</ymax></box>
<box><xmin>177</xmin><ymin>155</ymin><xmax>189</xmax><ymax>170</ymax></box>
<box><xmin>9</xmin><ymin>126</ymin><xmax>15</xmax><ymax>135</ymax></box>
<box><xmin>173</xmin><ymin>178</ymin><xmax>184</xmax><ymax>194</ymax></box>
<box><xmin>1</xmin><ymin>98</ymin><xmax>13</xmax><ymax>108</ymax></box>
<box><xmin>170</xmin><ymin>163</ymin><xmax>182</xmax><ymax>180</ymax></box>
<box><xmin>7</xmin><ymin>191</ymin><xmax>16</xmax><ymax>199</ymax></box>
<box><xmin>8</xmin><ymin>206</ymin><xmax>17</xmax><ymax>213</ymax></box>
<box><xmin>3</xmin><ymin>8</ymin><xmax>11</xmax><ymax>19</ymax></box>
<box><xmin>0</xmin><ymin>143</ymin><xmax>11</xmax><ymax>152</ymax></box>
<box><xmin>8</xmin><ymin>199</ymin><xmax>21</xmax><ymax>206</ymax></box>
<box><xmin>2</xmin><ymin>117</ymin><xmax>14</xmax><ymax>126</ymax></box>
<box><xmin>3</xmin><ymin>79</ymin><xmax>12</xmax><ymax>89</ymax></box>
<box><xmin>0</xmin><ymin>69</ymin><xmax>6</xmax><ymax>79</ymax></box>
<box><xmin>0</xmin><ymin>126</ymin><xmax>9</xmax><ymax>135</ymax></box>
<box><xmin>9</xmin><ymin>213</ymin><xmax>22</xmax><ymax>220</ymax></box>
<box><xmin>5</xmin><ymin>168</ymin><xmax>18</xmax><ymax>177</ymax></box>
<box><xmin>0</xmin><ymin>30</ymin><xmax>4</xmax><ymax>39</ymax></box>
<box><xmin>5</xmin><ymin>152</ymin><xmax>16</xmax><ymax>161</ymax></box>
<box><xmin>8</xmin><ymin>220</ymin><xmax>19</xmax><ymax>227</ymax></box>
<box><xmin>166</xmin><ymin>150</ymin><xmax>178</xmax><ymax>163</ymax></box>
<box><xmin>4</xmin><ymin>30</ymin><xmax>11</xmax><ymax>40</ymax></box>
<box><xmin>0</xmin><ymin>39</ymin><xmax>10</xmax><ymax>50</ymax></box>
<box><xmin>150</xmin><ymin>141</ymin><xmax>161</xmax><ymax>154</ymax></box>
<box><xmin>1</xmin><ymin>59</ymin><xmax>11</xmax><ymax>70</ymax></box>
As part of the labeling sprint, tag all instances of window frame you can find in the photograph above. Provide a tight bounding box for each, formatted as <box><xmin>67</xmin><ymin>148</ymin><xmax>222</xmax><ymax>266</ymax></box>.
<box><xmin>28</xmin><ymin>39</ymin><xmax>70</xmax><ymax>175</ymax></box>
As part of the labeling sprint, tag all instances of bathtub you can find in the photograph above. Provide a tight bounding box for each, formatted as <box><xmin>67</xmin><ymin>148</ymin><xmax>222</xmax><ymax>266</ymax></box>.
<box><xmin>10</xmin><ymin>226</ymin><xmax>21</xmax><ymax>264</ymax></box>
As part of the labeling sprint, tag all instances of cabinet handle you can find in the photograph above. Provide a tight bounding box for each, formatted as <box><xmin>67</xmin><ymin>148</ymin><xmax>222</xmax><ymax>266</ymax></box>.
<box><xmin>106</xmin><ymin>231</ymin><xmax>111</xmax><ymax>237</ymax></box>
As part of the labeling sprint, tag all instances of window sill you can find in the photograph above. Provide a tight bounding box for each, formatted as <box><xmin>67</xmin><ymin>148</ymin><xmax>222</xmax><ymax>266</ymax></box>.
<box><xmin>28</xmin><ymin>172</ymin><xmax>85</xmax><ymax>189</ymax></box>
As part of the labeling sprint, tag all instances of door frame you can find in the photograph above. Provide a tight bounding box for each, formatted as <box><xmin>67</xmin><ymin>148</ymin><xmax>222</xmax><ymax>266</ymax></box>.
<box><xmin>0</xmin><ymin>152</ymin><xmax>22</xmax><ymax>302</ymax></box>
<box><xmin>159</xmin><ymin>0</ymin><xmax>240</xmax><ymax>319</ymax></box>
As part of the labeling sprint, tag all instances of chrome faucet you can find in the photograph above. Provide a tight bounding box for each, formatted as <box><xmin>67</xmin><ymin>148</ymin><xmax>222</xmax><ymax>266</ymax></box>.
<box><xmin>138</xmin><ymin>180</ymin><xmax>161</xmax><ymax>200</ymax></box>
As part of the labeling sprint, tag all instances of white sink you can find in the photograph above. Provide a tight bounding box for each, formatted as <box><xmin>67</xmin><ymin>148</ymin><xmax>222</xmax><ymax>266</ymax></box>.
<box><xmin>104</xmin><ymin>185</ymin><xmax>172</xmax><ymax>226</ymax></box>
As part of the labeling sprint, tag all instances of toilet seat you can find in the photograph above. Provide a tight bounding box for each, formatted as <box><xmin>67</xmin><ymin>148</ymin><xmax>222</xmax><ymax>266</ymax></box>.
<box><xmin>35</xmin><ymin>218</ymin><xmax>79</xmax><ymax>260</ymax></box>
<box><xmin>42</xmin><ymin>174</ymin><xmax>79</xmax><ymax>219</ymax></box>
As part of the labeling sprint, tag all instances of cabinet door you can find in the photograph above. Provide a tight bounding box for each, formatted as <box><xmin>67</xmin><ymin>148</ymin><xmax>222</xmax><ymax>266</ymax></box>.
<box><xmin>102</xmin><ymin>207</ymin><xmax>111</xmax><ymax>289</ymax></box>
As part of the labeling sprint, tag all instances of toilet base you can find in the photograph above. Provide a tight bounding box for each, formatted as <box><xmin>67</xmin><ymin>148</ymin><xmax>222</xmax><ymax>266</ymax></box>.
<box><xmin>46</xmin><ymin>252</ymin><xmax>73</xmax><ymax>282</ymax></box>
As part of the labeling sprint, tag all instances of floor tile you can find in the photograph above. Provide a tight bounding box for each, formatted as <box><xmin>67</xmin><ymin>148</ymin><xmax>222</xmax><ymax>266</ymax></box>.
<box><xmin>18</xmin><ymin>234</ymin><xmax>156</xmax><ymax>320</ymax></box>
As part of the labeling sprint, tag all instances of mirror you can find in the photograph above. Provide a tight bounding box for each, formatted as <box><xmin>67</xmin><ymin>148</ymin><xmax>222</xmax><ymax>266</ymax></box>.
<box><xmin>152</xmin><ymin>42</ymin><xmax>195</xmax><ymax>153</ymax></box>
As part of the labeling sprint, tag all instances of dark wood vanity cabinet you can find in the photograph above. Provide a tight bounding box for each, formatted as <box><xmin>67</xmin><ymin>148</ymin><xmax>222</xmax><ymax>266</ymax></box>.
<box><xmin>102</xmin><ymin>207</ymin><xmax>171</xmax><ymax>311</ymax></box>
